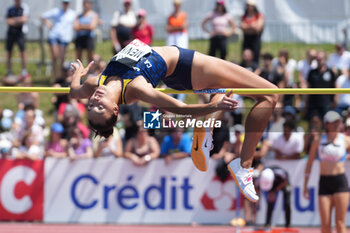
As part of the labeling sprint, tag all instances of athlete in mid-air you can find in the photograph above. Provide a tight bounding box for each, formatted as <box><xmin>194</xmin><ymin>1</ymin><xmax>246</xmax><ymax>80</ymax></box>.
<box><xmin>70</xmin><ymin>39</ymin><xmax>278</xmax><ymax>202</ymax></box>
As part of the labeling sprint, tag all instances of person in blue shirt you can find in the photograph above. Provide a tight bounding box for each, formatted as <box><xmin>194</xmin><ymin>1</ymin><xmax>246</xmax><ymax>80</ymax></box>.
<box><xmin>161</xmin><ymin>128</ymin><xmax>192</xmax><ymax>164</ymax></box>
<box><xmin>41</xmin><ymin>0</ymin><xmax>76</xmax><ymax>80</ymax></box>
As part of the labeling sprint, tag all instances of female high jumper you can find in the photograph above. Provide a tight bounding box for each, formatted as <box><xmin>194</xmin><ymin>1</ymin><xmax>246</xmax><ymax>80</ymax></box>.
<box><xmin>69</xmin><ymin>39</ymin><xmax>278</xmax><ymax>202</ymax></box>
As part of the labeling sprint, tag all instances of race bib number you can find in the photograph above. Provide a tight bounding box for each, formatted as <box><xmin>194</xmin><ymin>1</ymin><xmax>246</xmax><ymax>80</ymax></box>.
<box><xmin>111</xmin><ymin>39</ymin><xmax>152</xmax><ymax>68</ymax></box>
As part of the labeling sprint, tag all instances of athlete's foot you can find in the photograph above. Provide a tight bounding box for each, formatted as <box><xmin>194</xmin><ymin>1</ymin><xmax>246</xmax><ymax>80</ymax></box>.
<box><xmin>227</xmin><ymin>158</ymin><xmax>259</xmax><ymax>203</ymax></box>
<box><xmin>191</xmin><ymin>126</ymin><xmax>213</xmax><ymax>171</ymax></box>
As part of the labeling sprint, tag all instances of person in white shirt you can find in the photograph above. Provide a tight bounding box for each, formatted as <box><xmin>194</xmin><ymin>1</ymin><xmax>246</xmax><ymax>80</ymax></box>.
<box><xmin>41</xmin><ymin>0</ymin><xmax>76</xmax><ymax>80</ymax></box>
<box><xmin>272</xmin><ymin>119</ymin><xmax>304</xmax><ymax>160</ymax></box>
<box><xmin>335</xmin><ymin>69</ymin><xmax>350</xmax><ymax>112</ymax></box>
<box><xmin>297</xmin><ymin>49</ymin><xmax>317</xmax><ymax>88</ymax></box>
<box><xmin>110</xmin><ymin>0</ymin><xmax>137</xmax><ymax>53</ymax></box>
<box><xmin>327</xmin><ymin>43</ymin><xmax>350</xmax><ymax>77</ymax></box>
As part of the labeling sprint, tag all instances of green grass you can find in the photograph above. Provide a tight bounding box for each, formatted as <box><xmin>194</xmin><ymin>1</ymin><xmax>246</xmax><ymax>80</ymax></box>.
<box><xmin>0</xmin><ymin>39</ymin><xmax>335</xmax><ymax>127</ymax></box>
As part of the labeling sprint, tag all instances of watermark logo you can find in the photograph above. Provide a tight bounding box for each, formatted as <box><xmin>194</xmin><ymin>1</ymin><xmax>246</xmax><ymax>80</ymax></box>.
<box><xmin>143</xmin><ymin>110</ymin><xmax>161</xmax><ymax>129</ymax></box>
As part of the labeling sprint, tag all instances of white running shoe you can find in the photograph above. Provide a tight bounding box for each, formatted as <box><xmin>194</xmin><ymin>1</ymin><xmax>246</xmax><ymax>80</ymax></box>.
<box><xmin>227</xmin><ymin>158</ymin><xmax>259</xmax><ymax>203</ymax></box>
<box><xmin>191</xmin><ymin>127</ymin><xmax>213</xmax><ymax>171</ymax></box>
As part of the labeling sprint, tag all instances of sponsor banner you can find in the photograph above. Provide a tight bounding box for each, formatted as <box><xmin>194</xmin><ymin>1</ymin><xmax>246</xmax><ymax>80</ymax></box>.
<box><xmin>44</xmin><ymin>157</ymin><xmax>241</xmax><ymax>223</ymax></box>
<box><xmin>0</xmin><ymin>159</ymin><xmax>44</xmax><ymax>221</ymax></box>
<box><xmin>39</xmin><ymin>158</ymin><xmax>349</xmax><ymax>225</ymax></box>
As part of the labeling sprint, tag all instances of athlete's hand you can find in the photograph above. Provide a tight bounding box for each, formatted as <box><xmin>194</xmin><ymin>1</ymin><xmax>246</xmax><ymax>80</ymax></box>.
<box><xmin>217</xmin><ymin>91</ymin><xmax>238</xmax><ymax>111</ymax></box>
<box><xmin>71</xmin><ymin>59</ymin><xmax>94</xmax><ymax>79</ymax></box>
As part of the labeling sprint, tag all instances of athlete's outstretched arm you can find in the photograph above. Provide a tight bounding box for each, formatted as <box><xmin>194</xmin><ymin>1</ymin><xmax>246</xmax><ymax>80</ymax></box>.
<box><xmin>70</xmin><ymin>60</ymin><xmax>98</xmax><ymax>99</ymax></box>
<box><xmin>130</xmin><ymin>81</ymin><xmax>238</xmax><ymax>117</ymax></box>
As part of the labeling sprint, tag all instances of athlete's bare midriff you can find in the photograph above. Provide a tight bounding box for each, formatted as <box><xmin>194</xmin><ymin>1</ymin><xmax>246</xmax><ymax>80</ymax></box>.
<box><xmin>152</xmin><ymin>46</ymin><xmax>179</xmax><ymax>77</ymax></box>
<box><xmin>320</xmin><ymin>161</ymin><xmax>345</xmax><ymax>176</ymax></box>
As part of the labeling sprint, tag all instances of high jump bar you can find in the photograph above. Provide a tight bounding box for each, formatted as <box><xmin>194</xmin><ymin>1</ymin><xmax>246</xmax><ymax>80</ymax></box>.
<box><xmin>0</xmin><ymin>86</ymin><xmax>348</xmax><ymax>94</ymax></box>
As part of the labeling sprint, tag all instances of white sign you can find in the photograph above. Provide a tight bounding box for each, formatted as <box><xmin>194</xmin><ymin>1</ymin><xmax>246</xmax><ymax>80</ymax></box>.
<box><xmin>44</xmin><ymin>158</ymin><xmax>350</xmax><ymax>225</ymax></box>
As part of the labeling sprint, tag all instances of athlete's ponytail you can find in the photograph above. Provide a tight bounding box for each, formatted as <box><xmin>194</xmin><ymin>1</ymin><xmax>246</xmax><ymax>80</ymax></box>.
<box><xmin>88</xmin><ymin>114</ymin><xmax>117</xmax><ymax>138</ymax></box>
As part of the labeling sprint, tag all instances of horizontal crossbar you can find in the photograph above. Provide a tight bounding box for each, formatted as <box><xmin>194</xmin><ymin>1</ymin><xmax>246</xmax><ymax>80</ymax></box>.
<box><xmin>0</xmin><ymin>86</ymin><xmax>347</xmax><ymax>94</ymax></box>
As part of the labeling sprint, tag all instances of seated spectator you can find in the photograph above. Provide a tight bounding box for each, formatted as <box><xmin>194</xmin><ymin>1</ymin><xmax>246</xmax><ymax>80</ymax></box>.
<box><xmin>14</xmin><ymin>132</ymin><xmax>42</xmax><ymax>160</ymax></box>
<box><xmin>52</xmin><ymin>62</ymin><xmax>73</xmax><ymax>114</ymax></box>
<box><xmin>271</xmin><ymin>119</ymin><xmax>304</xmax><ymax>160</ymax></box>
<box><xmin>95</xmin><ymin>128</ymin><xmax>123</xmax><ymax>158</ymax></box>
<box><xmin>61</xmin><ymin>104</ymin><xmax>89</xmax><ymax>139</ymax></box>
<box><xmin>265</xmin><ymin>101</ymin><xmax>284</xmax><ymax>143</ymax></box>
<box><xmin>259</xmin><ymin>53</ymin><xmax>283</xmax><ymax>87</ymax></box>
<box><xmin>45</xmin><ymin>123</ymin><xmax>68</xmax><ymax>158</ymax></box>
<box><xmin>57</xmin><ymin>97</ymin><xmax>86</xmax><ymax>122</ymax></box>
<box><xmin>306</xmin><ymin>51</ymin><xmax>336</xmax><ymax>120</ymax></box>
<box><xmin>125</xmin><ymin>124</ymin><xmax>159</xmax><ymax>165</ymax></box>
<box><xmin>272</xmin><ymin>49</ymin><xmax>297</xmax><ymax>107</ymax></box>
<box><xmin>110</xmin><ymin>0</ymin><xmax>137</xmax><ymax>53</ymax></box>
<box><xmin>327</xmin><ymin>43</ymin><xmax>350</xmax><ymax>77</ymax></box>
<box><xmin>161</xmin><ymin>128</ymin><xmax>191</xmax><ymax>164</ymax></box>
<box><xmin>335</xmin><ymin>67</ymin><xmax>350</xmax><ymax>113</ymax></box>
<box><xmin>68</xmin><ymin>128</ymin><xmax>93</xmax><ymax>159</ymax></box>
<box><xmin>74</xmin><ymin>0</ymin><xmax>99</xmax><ymax>62</ymax></box>
<box><xmin>0</xmin><ymin>110</ymin><xmax>14</xmax><ymax>158</ymax></box>
<box><xmin>12</xmin><ymin>104</ymin><xmax>45</xmax><ymax>148</ymax></box>
<box><xmin>17</xmin><ymin>78</ymin><xmax>39</xmax><ymax>111</ymax></box>
<box><xmin>132</xmin><ymin>9</ymin><xmax>154</xmax><ymax>45</ymax></box>
<box><xmin>297</xmin><ymin>49</ymin><xmax>317</xmax><ymax>88</ymax></box>
<box><xmin>240</xmin><ymin>48</ymin><xmax>259</xmax><ymax>73</ymax></box>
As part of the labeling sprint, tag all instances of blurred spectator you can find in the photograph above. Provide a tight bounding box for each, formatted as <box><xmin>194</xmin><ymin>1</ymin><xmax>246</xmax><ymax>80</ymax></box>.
<box><xmin>13</xmin><ymin>104</ymin><xmax>44</xmax><ymax>148</ymax></box>
<box><xmin>271</xmin><ymin>119</ymin><xmax>304</xmax><ymax>160</ymax></box>
<box><xmin>45</xmin><ymin>123</ymin><xmax>68</xmax><ymax>158</ymax></box>
<box><xmin>259</xmin><ymin>53</ymin><xmax>283</xmax><ymax>87</ymax></box>
<box><xmin>125</xmin><ymin>124</ymin><xmax>159</xmax><ymax>166</ymax></box>
<box><xmin>88</xmin><ymin>54</ymin><xmax>106</xmax><ymax>77</ymax></box>
<box><xmin>265</xmin><ymin>101</ymin><xmax>284</xmax><ymax>143</ymax></box>
<box><xmin>260</xmin><ymin>167</ymin><xmax>291</xmax><ymax>228</ymax></box>
<box><xmin>61</xmin><ymin>104</ymin><xmax>89</xmax><ymax>139</ymax></box>
<box><xmin>74</xmin><ymin>0</ymin><xmax>99</xmax><ymax>62</ymax></box>
<box><xmin>201</xmin><ymin>0</ymin><xmax>235</xmax><ymax>59</ymax></box>
<box><xmin>51</xmin><ymin>63</ymin><xmax>72</xmax><ymax>116</ymax></box>
<box><xmin>132</xmin><ymin>9</ymin><xmax>154</xmax><ymax>45</ymax></box>
<box><xmin>41</xmin><ymin>0</ymin><xmax>76</xmax><ymax>80</ymax></box>
<box><xmin>0</xmin><ymin>109</ymin><xmax>14</xmax><ymax>158</ymax></box>
<box><xmin>240</xmin><ymin>48</ymin><xmax>259</xmax><ymax>73</ymax></box>
<box><xmin>335</xmin><ymin>67</ymin><xmax>350</xmax><ymax>113</ymax></box>
<box><xmin>5</xmin><ymin>0</ymin><xmax>30</xmax><ymax>79</ymax></box>
<box><xmin>327</xmin><ymin>43</ymin><xmax>350</xmax><ymax>77</ymax></box>
<box><xmin>166</xmin><ymin>0</ymin><xmax>188</xmax><ymax>48</ymax></box>
<box><xmin>240</xmin><ymin>0</ymin><xmax>264</xmax><ymax>64</ymax></box>
<box><xmin>110</xmin><ymin>0</ymin><xmax>137</xmax><ymax>53</ymax></box>
<box><xmin>14</xmin><ymin>132</ymin><xmax>42</xmax><ymax>160</ymax></box>
<box><xmin>306</xmin><ymin>51</ymin><xmax>336</xmax><ymax>120</ymax></box>
<box><xmin>17</xmin><ymin>78</ymin><xmax>39</xmax><ymax>111</ymax></box>
<box><xmin>68</xmin><ymin>128</ymin><xmax>93</xmax><ymax>159</ymax></box>
<box><xmin>161</xmin><ymin>128</ymin><xmax>191</xmax><ymax>164</ymax></box>
<box><xmin>272</xmin><ymin>49</ymin><xmax>297</xmax><ymax>107</ymax></box>
<box><xmin>297</xmin><ymin>49</ymin><xmax>317</xmax><ymax>88</ymax></box>
<box><xmin>95</xmin><ymin>129</ymin><xmax>123</xmax><ymax>158</ymax></box>
<box><xmin>57</xmin><ymin>97</ymin><xmax>86</xmax><ymax>122</ymax></box>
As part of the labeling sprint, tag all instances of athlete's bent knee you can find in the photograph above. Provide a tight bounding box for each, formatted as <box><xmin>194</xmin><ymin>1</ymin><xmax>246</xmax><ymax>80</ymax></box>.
<box><xmin>261</xmin><ymin>89</ymin><xmax>279</xmax><ymax>107</ymax></box>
